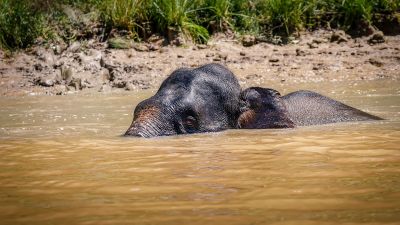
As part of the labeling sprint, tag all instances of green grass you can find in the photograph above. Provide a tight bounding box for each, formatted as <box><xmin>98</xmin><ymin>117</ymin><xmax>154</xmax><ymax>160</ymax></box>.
<box><xmin>99</xmin><ymin>0</ymin><xmax>147</xmax><ymax>38</ymax></box>
<box><xmin>338</xmin><ymin>0</ymin><xmax>374</xmax><ymax>28</ymax></box>
<box><xmin>107</xmin><ymin>37</ymin><xmax>134</xmax><ymax>48</ymax></box>
<box><xmin>151</xmin><ymin>0</ymin><xmax>209</xmax><ymax>43</ymax></box>
<box><xmin>259</xmin><ymin>0</ymin><xmax>307</xmax><ymax>34</ymax></box>
<box><xmin>202</xmin><ymin>0</ymin><xmax>233</xmax><ymax>31</ymax></box>
<box><xmin>373</xmin><ymin>0</ymin><xmax>400</xmax><ymax>12</ymax></box>
<box><xmin>1</xmin><ymin>0</ymin><xmax>399</xmax><ymax>51</ymax></box>
<box><xmin>0</xmin><ymin>0</ymin><xmax>45</xmax><ymax>50</ymax></box>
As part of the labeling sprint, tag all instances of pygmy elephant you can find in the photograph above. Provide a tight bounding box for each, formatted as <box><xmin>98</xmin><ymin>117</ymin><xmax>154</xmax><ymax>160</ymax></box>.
<box><xmin>238</xmin><ymin>87</ymin><xmax>382</xmax><ymax>129</ymax></box>
<box><xmin>124</xmin><ymin>63</ymin><xmax>242</xmax><ymax>137</ymax></box>
<box><xmin>125</xmin><ymin>64</ymin><xmax>382</xmax><ymax>137</ymax></box>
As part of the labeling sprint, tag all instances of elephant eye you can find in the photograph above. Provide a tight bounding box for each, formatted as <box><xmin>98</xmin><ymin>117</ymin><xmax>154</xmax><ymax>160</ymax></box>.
<box><xmin>182</xmin><ymin>116</ymin><xmax>198</xmax><ymax>133</ymax></box>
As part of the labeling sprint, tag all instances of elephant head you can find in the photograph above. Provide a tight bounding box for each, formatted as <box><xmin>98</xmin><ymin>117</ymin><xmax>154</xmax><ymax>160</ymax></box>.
<box><xmin>238</xmin><ymin>87</ymin><xmax>295</xmax><ymax>129</ymax></box>
<box><xmin>124</xmin><ymin>63</ymin><xmax>241</xmax><ymax>137</ymax></box>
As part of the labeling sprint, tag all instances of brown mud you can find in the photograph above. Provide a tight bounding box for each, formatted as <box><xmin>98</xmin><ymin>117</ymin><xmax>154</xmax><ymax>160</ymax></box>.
<box><xmin>0</xmin><ymin>29</ymin><xmax>399</xmax><ymax>96</ymax></box>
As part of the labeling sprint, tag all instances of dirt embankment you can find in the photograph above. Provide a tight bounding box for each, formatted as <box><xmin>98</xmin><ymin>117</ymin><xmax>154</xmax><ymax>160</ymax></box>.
<box><xmin>0</xmin><ymin>29</ymin><xmax>399</xmax><ymax>96</ymax></box>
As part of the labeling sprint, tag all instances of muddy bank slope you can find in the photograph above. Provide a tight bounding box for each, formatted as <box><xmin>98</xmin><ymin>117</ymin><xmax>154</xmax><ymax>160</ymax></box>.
<box><xmin>0</xmin><ymin>30</ymin><xmax>399</xmax><ymax>96</ymax></box>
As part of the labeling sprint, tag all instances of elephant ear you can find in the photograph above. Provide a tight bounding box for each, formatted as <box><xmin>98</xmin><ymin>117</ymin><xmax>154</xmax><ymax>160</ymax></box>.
<box><xmin>238</xmin><ymin>87</ymin><xmax>295</xmax><ymax>129</ymax></box>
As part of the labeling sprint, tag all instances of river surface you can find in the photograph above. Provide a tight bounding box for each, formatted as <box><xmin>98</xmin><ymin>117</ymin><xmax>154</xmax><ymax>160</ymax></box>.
<box><xmin>1</xmin><ymin>80</ymin><xmax>399</xmax><ymax>225</ymax></box>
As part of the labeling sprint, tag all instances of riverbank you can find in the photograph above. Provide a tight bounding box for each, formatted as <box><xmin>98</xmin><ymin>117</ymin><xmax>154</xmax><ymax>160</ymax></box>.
<box><xmin>0</xmin><ymin>29</ymin><xmax>399</xmax><ymax>97</ymax></box>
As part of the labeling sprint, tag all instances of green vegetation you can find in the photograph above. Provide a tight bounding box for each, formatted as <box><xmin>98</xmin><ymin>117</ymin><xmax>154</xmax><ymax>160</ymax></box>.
<box><xmin>0</xmin><ymin>0</ymin><xmax>399</xmax><ymax>51</ymax></box>
<box><xmin>151</xmin><ymin>0</ymin><xmax>209</xmax><ymax>43</ymax></box>
<box><xmin>107</xmin><ymin>37</ymin><xmax>134</xmax><ymax>48</ymax></box>
<box><xmin>202</xmin><ymin>0</ymin><xmax>234</xmax><ymax>31</ymax></box>
<box><xmin>259</xmin><ymin>0</ymin><xmax>307</xmax><ymax>34</ymax></box>
<box><xmin>0</xmin><ymin>0</ymin><xmax>45</xmax><ymax>50</ymax></box>
<box><xmin>99</xmin><ymin>0</ymin><xmax>147</xmax><ymax>38</ymax></box>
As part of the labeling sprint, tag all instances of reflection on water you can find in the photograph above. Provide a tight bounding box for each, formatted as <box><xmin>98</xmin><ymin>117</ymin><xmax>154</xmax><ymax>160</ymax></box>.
<box><xmin>0</xmin><ymin>80</ymin><xmax>399</xmax><ymax>225</ymax></box>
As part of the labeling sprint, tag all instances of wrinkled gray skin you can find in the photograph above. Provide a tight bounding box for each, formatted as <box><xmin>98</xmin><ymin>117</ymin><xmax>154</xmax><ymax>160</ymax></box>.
<box><xmin>124</xmin><ymin>63</ymin><xmax>241</xmax><ymax>137</ymax></box>
<box><xmin>125</xmin><ymin>63</ymin><xmax>382</xmax><ymax>137</ymax></box>
<box><xmin>238</xmin><ymin>87</ymin><xmax>382</xmax><ymax>129</ymax></box>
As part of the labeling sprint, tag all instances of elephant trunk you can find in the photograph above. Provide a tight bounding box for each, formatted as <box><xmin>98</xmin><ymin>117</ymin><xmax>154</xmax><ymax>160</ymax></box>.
<box><xmin>124</xmin><ymin>106</ymin><xmax>175</xmax><ymax>138</ymax></box>
<box><xmin>124</xmin><ymin>120</ymin><xmax>160</xmax><ymax>138</ymax></box>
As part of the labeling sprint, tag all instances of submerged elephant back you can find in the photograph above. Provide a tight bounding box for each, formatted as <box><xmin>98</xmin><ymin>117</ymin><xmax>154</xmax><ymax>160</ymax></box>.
<box><xmin>282</xmin><ymin>90</ymin><xmax>382</xmax><ymax>126</ymax></box>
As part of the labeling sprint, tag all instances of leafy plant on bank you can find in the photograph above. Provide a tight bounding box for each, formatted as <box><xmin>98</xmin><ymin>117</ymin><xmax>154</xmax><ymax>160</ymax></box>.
<box><xmin>202</xmin><ymin>0</ymin><xmax>233</xmax><ymax>31</ymax></box>
<box><xmin>338</xmin><ymin>0</ymin><xmax>373</xmax><ymax>28</ymax></box>
<box><xmin>99</xmin><ymin>0</ymin><xmax>148</xmax><ymax>38</ymax></box>
<box><xmin>0</xmin><ymin>0</ymin><xmax>45</xmax><ymax>50</ymax></box>
<box><xmin>1</xmin><ymin>0</ymin><xmax>400</xmax><ymax>51</ymax></box>
<box><xmin>259</xmin><ymin>0</ymin><xmax>308</xmax><ymax>35</ymax></box>
<box><xmin>151</xmin><ymin>0</ymin><xmax>209</xmax><ymax>43</ymax></box>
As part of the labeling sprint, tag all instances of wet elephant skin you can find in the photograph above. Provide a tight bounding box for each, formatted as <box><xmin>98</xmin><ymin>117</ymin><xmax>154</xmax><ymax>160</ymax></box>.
<box><xmin>124</xmin><ymin>63</ymin><xmax>241</xmax><ymax>137</ymax></box>
<box><xmin>125</xmin><ymin>64</ymin><xmax>382</xmax><ymax>137</ymax></box>
<box><xmin>238</xmin><ymin>87</ymin><xmax>382</xmax><ymax>129</ymax></box>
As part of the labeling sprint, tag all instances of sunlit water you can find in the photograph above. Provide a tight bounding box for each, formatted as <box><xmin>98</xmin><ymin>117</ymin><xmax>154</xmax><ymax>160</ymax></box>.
<box><xmin>1</xmin><ymin>80</ymin><xmax>399</xmax><ymax>225</ymax></box>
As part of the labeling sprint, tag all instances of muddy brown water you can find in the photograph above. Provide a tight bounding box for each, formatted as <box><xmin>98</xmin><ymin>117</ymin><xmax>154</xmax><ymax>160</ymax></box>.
<box><xmin>0</xmin><ymin>80</ymin><xmax>399</xmax><ymax>225</ymax></box>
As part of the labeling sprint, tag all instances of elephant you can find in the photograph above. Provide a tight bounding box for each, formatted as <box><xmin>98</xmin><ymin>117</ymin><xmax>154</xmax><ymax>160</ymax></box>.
<box><xmin>238</xmin><ymin>87</ymin><xmax>382</xmax><ymax>129</ymax></box>
<box><xmin>124</xmin><ymin>63</ymin><xmax>382</xmax><ymax>137</ymax></box>
<box><xmin>124</xmin><ymin>63</ymin><xmax>242</xmax><ymax>137</ymax></box>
